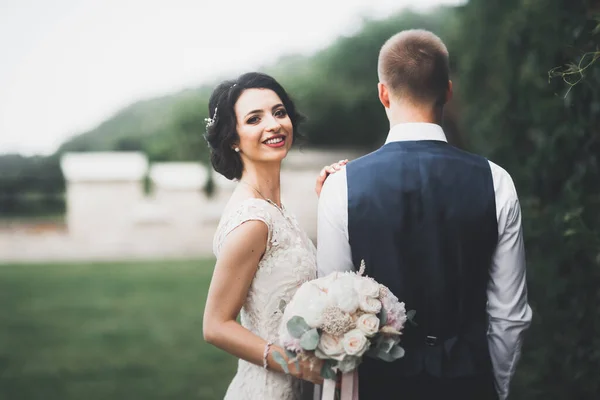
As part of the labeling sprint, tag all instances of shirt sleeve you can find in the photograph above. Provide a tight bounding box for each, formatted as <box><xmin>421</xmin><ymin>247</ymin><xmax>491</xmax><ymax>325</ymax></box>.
<box><xmin>487</xmin><ymin>162</ymin><xmax>533</xmax><ymax>400</ymax></box>
<box><xmin>317</xmin><ymin>168</ymin><xmax>354</xmax><ymax>277</ymax></box>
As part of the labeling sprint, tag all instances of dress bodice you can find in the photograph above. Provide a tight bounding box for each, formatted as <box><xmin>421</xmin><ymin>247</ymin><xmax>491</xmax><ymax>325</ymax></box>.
<box><xmin>213</xmin><ymin>198</ymin><xmax>317</xmax><ymax>399</ymax></box>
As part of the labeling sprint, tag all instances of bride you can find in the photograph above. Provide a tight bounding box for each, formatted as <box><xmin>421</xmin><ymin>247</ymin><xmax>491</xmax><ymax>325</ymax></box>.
<box><xmin>202</xmin><ymin>72</ymin><xmax>346</xmax><ymax>399</ymax></box>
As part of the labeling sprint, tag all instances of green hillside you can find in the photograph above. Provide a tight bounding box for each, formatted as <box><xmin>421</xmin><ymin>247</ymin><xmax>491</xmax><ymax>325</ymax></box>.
<box><xmin>56</xmin><ymin>87</ymin><xmax>214</xmax><ymax>162</ymax></box>
<box><xmin>55</xmin><ymin>8</ymin><xmax>459</xmax><ymax>161</ymax></box>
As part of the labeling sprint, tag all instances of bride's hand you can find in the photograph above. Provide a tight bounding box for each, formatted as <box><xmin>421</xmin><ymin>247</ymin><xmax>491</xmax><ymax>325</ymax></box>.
<box><xmin>289</xmin><ymin>355</ymin><xmax>324</xmax><ymax>385</ymax></box>
<box><xmin>315</xmin><ymin>159</ymin><xmax>348</xmax><ymax>197</ymax></box>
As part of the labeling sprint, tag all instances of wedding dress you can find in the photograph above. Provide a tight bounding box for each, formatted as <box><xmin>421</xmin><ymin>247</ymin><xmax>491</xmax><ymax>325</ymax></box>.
<box><xmin>213</xmin><ymin>198</ymin><xmax>317</xmax><ymax>400</ymax></box>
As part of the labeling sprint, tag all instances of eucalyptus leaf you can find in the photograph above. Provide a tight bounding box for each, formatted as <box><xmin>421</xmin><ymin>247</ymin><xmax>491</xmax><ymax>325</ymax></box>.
<box><xmin>376</xmin><ymin>349</ymin><xmax>397</xmax><ymax>362</ymax></box>
<box><xmin>407</xmin><ymin>309</ymin><xmax>418</xmax><ymax>327</ymax></box>
<box><xmin>285</xmin><ymin>349</ymin><xmax>297</xmax><ymax>358</ymax></box>
<box><xmin>365</xmin><ymin>336</ymin><xmax>384</xmax><ymax>358</ymax></box>
<box><xmin>300</xmin><ymin>328</ymin><xmax>320</xmax><ymax>351</ymax></box>
<box><xmin>320</xmin><ymin>359</ymin><xmax>338</xmax><ymax>380</ymax></box>
<box><xmin>378</xmin><ymin>306</ymin><xmax>388</xmax><ymax>326</ymax></box>
<box><xmin>338</xmin><ymin>356</ymin><xmax>360</xmax><ymax>373</ymax></box>
<box><xmin>389</xmin><ymin>344</ymin><xmax>406</xmax><ymax>359</ymax></box>
<box><xmin>287</xmin><ymin>316</ymin><xmax>311</xmax><ymax>339</ymax></box>
<box><xmin>272</xmin><ymin>350</ymin><xmax>289</xmax><ymax>374</ymax></box>
<box><xmin>365</xmin><ymin>346</ymin><xmax>379</xmax><ymax>358</ymax></box>
<box><xmin>286</xmin><ymin>349</ymin><xmax>300</xmax><ymax>373</ymax></box>
<box><xmin>379</xmin><ymin>337</ymin><xmax>396</xmax><ymax>353</ymax></box>
<box><xmin>377</xmin><ymin>344</ymin><xmax>406</xmax><ymax>362</ymax></box>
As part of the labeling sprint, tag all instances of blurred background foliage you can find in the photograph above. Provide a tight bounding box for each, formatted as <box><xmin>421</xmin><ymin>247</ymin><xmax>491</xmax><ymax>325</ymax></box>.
<box><xmin>1</xmin><ymin>0</ymin><xmax>599</xmax><ymax>398</ymax></box>
<box><xmin>457</xmin><ymin>1</ymin><xmax>600</xmax><ymax>398</ymax></box>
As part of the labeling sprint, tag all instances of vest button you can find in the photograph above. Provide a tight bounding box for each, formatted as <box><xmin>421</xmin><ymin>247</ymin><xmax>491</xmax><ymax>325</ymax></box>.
<box><xmin>425</xmin><ymin>336</ymin><xmax>438</xmax><ymax>346</ymax></box>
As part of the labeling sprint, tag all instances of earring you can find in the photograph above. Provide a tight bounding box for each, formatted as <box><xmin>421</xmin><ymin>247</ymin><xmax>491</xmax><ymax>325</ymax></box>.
<box><xmin>234</xmin><ymin>147</ymin><xmax>240</xmax><ymax>153</ymax></box>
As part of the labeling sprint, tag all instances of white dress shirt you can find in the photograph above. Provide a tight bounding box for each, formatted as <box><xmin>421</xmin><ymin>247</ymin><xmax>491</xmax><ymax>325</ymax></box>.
<box><xmin>317</xmin><ymin>123</ymin><xmax>532</xmax><ymax>400</ymax></box>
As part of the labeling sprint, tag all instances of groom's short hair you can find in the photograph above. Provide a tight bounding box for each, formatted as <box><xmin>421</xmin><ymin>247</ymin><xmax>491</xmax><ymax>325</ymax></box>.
<box><xmin>378</xmin><ymin>29</ymin><xmax>450</xmax><ymax>106</ymax></box>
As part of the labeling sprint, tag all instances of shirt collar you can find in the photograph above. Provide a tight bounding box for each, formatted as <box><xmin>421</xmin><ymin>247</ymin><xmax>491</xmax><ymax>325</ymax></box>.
<box><xmin>384</xmin><ymin>123</ymin><xmax>448</xmax><ymax>144</ymax></box>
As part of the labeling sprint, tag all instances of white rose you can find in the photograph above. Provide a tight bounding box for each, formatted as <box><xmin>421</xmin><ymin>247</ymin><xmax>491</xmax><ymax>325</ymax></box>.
<box><xmin>359</xmin><ymin>296</ymin><xmax>382</xmax><ymax>314</ymax></box>
<box><xmin>291</xmin><ymin>282</ymin><xmax>328</xmax><ymax>328</ymax></box>
<box><xmin>342</xmin><ymin>329</ymin><xmax>369</xmax><ymax>357</ymax></box>
<box><xmin>328</xmin><ymin>276</ymin><xmax>359</xmax><ymax>314</ymax></box>
<box><xmin>314</xmin><ymin>271</ymin><xmax>341</xmax><ymax>288</ymax></box>
<box><xmin>316</xmin><ymin>332</ymin><xmax>345</xmax><ymax>361</ymax></box>
<box><xmin>355</xmin><ymin>277</ymin><xmax>380</xmax><ymax>299</ymax></box>
<box><xmin>356</xmin><ymin>314</ymin><xmax>380</xmax><ymax>337</ymax></box>
<box><xmin>291</xmin><ymin>281</ymin><xmax>321</xmax><ymax>305</ymax></box>
<box><xmin>304</xmin><ymin>291</ymin><xmax>330</xmax><ymax>328</ymax></box>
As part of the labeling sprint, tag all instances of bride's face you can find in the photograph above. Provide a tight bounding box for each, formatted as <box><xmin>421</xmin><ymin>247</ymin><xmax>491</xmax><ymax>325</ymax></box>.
<box><xmin>234</xmin><ymin>88</ymin><xmax>293</xmax><ymax>166</ymax></box>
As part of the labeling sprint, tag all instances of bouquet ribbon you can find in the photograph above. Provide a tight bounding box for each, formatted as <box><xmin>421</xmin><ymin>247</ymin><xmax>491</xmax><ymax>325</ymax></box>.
<box><xmin>322</xmin><ymin>371</ymin><xmax>359</xmax><ymax>400</ymax></box>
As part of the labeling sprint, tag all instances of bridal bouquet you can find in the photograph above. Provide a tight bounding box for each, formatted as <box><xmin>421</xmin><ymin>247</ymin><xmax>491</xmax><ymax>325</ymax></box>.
<box><xmin>274</xmin><ymin>261</ymin><xmax>413</xmax><ymax>381</ymax></box>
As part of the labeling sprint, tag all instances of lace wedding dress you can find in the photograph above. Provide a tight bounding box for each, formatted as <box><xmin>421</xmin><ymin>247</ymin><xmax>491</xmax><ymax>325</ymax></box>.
<box><xmin>213</xmin><ymin>198</ymin><xmax>317</xmax><ymax>400</ymax></box>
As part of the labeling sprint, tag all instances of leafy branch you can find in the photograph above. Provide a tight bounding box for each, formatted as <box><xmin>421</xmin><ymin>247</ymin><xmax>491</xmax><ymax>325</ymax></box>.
<box><xmin>548</xmin><ymin>50</ymin><xmax>600</xmax><ymax>97</ymax></box>
<box><xmin>548</xmin><ymin>17</ymin><xmax>600</xmax><ymax>97</ymax></box>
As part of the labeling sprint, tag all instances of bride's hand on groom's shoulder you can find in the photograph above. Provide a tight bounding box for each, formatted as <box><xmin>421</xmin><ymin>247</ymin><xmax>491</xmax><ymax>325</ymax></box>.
<box><xmin>315</xmin><ymin>159</ymin><xmax>348</xmax><ymax>197</ymax></box>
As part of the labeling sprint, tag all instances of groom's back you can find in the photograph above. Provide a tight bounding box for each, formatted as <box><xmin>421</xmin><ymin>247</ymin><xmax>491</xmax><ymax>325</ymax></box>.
<box><xmin>347</xmin><ymin>139</ymin><xmax>498</xmax><ymax>379</ymax></box>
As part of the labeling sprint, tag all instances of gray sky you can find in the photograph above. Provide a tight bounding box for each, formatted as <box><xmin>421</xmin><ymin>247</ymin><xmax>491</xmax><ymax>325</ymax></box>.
<box><xmin>0</xmin><ymin>0</ymin><xmax>462</xmax><ymax>155</ymax></box>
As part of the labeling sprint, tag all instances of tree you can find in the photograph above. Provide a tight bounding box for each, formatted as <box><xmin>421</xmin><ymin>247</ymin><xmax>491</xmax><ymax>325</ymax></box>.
<box><xmin>457</xmin><ymin>1</ymin><xmax>600</xmax><ymax>398</ymax></box>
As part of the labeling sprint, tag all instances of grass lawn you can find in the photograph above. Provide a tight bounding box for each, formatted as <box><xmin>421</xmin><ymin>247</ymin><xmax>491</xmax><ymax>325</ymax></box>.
<box><xmin>0</xmin><ymin>259</ymin><xmax>237</xmax><ymax>400</ymax></box>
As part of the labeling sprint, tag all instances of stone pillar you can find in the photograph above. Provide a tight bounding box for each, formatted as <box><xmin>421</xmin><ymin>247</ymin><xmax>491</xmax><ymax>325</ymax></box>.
<box><xmin>149</xmin><ymin>162</ymin><xmax>208</xmax><ymax>227</ymax></box>
<box><xmin>60</xmin><ymin>152</ymin><xmax>148</xmax><ymax>242</ymax></box>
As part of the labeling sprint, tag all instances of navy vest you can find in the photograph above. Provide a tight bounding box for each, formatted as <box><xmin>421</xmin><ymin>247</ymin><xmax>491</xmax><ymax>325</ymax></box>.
<box><xmin>347</xmin><ymin>140</ymin><xmax>498</xmax><ymax>389</ymax></box>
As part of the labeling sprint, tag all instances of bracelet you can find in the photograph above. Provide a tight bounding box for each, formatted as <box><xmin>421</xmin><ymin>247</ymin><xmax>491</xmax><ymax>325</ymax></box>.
<box><xmin>262</xmin><ymin>340</ymin><xmax>274</xmax><ymax>369</ymax></box>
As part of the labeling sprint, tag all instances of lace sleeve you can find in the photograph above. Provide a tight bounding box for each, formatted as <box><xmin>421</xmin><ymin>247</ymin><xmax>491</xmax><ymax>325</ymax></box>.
<box><xmin>213</xmin><ymin>198</ymin><xmax>274</xmax><ymax>257</ymax></box>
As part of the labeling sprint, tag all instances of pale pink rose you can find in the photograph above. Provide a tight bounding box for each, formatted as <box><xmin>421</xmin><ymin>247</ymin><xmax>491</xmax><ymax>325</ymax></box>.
<box><xmin>356</xmin><ymin>314</ymin><xmax>380</xmax><ymax>337</ymax></box>
<box><xmin>355</xmin><ymin>277</ymin><xmax>380</xmax><ymax>299</ymax></box>
<box><xmin>359</xmin><ymin>296</ymin><xmax>382</xmax><ymax>314</ymax></box>
<box><xmin>342</xmin><ymin>329</ymin><xmax>369</xmax><ymax>357</ymax></box>
<box><xmin>381</xmin><ymin>295</ymin><xmax>407</xmax><ymax>332</ymax></box>
<box><xmin>316</xmin><ymin>332</ymin><xmax>345</xmax><ymax>361</ymax></box>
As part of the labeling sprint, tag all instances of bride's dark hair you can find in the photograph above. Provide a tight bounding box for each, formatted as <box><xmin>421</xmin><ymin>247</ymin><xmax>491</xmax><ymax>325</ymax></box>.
<box><xmin>204</xmin><ymin>72</ymin><xmax>305</xmax><ymax>180</ymax></box>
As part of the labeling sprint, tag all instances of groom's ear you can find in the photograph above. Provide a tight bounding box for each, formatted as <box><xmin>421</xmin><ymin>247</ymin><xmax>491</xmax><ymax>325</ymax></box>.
<box><xmin>378</xmin><ymin>82</ymin><xmax>391</xmax><ymax>108</ymax></box>
<box><xmin>445</xmin><ymin>80</ymin><xmax>453</xmax><ymax>104</ymax></box>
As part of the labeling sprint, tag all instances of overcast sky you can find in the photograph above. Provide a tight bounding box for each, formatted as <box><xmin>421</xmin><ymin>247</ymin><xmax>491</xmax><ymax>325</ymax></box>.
<box><xmin>0</xmin><ymin>0</ymin><xmax>463</xmax><ymax>155</ymax></box>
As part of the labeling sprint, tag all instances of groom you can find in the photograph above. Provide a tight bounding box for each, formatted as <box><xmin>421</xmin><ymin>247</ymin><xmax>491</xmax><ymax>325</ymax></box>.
<box><xmin>317</xmin><ymin>30</ymin><xmax>532</xmax><ymax>399</ymax></box>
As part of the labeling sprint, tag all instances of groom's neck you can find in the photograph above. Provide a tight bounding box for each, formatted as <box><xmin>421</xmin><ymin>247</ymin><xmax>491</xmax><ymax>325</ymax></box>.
<box><xmin>387</xmin><ymin>102</ymin><xmax>444</xmax><ymax>127</ymax></box>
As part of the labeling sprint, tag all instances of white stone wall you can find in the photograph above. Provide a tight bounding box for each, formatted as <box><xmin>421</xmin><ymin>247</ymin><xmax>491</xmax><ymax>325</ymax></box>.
<box><xmin>0</xmin><ymin>149</ymin><xmax>364</xmax><ymax>262</ymax></box>
<box><xmin>281</xmin><ymin>169</ymin><xmax>320</xmax><ymax>239</ymax></box>
<box><xmin>65</xmin><ymin>181</ymin><xmax>146</xmax><ymax>238</ymax></box>
<box><xmin>61</xmin><ymin>152</ymin><xmax>149</xmax><ymax>241</ymax></box>
<box><xmin>149</xmin><ymin>162</ymin><xmax>208</xmax><ymax>227</ymax></box>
